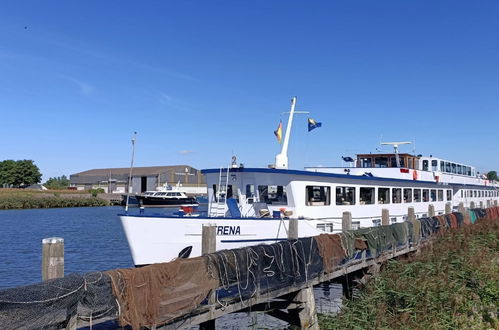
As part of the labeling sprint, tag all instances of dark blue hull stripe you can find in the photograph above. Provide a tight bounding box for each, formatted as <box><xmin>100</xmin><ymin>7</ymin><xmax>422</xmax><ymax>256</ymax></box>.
<box><xmin>220</xmin><ymin>238</ymin><xmax>289</xmax><ymax>243</ymax></box>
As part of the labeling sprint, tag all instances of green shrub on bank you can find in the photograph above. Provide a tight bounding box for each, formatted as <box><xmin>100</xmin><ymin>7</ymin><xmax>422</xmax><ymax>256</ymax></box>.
<box><xmin>0</xmin><ymin>196</ymin><xmax>108</xmax><ymax>209</ymax></box>
<box><xmin>319</xmin><ymin>219</ymin><xmax>499</xmax><ymax>329</ymax></box>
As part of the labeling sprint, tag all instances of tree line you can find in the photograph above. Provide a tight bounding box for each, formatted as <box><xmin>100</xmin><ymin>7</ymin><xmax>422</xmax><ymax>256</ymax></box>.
<box><xmin>0</xmin><ymin>160</ymin><xmax>70</xmax><ymax>189</ymax></box>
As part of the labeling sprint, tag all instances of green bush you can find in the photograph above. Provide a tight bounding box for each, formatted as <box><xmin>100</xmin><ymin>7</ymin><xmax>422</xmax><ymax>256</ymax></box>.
<box><xmin>0</xmin><ymin>195</ymin><xmax>108</xmax><ymax>209</ymax></box>
<box><xmin>89</xmin><ymin>188</ymin><xmax>105</xmax><ymax>197</ymax></box>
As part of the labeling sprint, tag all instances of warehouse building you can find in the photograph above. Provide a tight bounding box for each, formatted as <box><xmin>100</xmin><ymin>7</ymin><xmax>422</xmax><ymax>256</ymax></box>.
<box><xmin>69</xmin><ymin>165</ymin><xmax>206</xmax><ymax>194</ymax></box>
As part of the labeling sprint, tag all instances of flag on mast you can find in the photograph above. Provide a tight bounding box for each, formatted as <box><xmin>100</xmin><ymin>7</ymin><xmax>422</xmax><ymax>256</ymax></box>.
<box><xmin>274</xmin><ymin>121</ymin><xmax>283</xmax><ymax>143</ymax></box>
<box><xmin>308</xmin><ymin>118</ymin><xmax>322</xmax><ymax>132</ymax></box>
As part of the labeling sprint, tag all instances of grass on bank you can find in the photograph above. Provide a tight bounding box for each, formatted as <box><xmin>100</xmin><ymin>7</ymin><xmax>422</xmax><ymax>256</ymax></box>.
<box><xmin>319</xmin><ymin>218</ymin><xmax>499</xmax><ymax>330</ymax></box>
<box><xmin>0</xmin><ymin>188</ymin><xmax>108</xmax><ymax>209</ymax></box>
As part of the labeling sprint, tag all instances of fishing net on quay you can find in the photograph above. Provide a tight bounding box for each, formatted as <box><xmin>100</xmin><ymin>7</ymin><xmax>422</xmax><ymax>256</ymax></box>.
<box><xmin>0</xmin><ymin>271</ymin><xmax>117</xmax><ymax>329</ymax></box>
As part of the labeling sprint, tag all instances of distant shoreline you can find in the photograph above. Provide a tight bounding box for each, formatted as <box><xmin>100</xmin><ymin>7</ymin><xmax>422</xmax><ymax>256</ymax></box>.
<box><xmin>0</xmin><ymin>189</ymin><xmax>109</xmax><ymax>210</ymax></box>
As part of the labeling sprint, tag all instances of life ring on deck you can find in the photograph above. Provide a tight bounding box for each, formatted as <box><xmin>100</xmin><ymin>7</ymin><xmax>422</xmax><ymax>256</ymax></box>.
<box><xmin>413</xmin><ymin>170</ymin><xmax>418</xmax><ymax>180</ymax></box>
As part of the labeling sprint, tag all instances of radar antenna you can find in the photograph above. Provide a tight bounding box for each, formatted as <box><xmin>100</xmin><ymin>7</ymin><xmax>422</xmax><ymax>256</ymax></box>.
<box><xmin>380</xmin><ymin>141</ymin><xmax>412</xmax><ymax>168</ymax></box>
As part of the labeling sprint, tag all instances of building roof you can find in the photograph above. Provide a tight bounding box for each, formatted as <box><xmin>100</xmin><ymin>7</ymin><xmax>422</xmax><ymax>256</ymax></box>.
<box><xmin>72</xmin><ymin>165</ymin><xmax>197</xmax><ymax>177</ymax></box>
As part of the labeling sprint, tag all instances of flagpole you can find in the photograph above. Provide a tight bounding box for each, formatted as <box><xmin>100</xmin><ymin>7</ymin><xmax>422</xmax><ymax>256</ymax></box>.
<box><xmin>125</xmin><ymin>132</ymin><xmax>137</xmax><ymax>213</ymax></box>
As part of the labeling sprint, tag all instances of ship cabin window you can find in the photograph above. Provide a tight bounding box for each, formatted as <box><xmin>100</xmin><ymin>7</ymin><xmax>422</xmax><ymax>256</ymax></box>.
<box><xmin>447</xmin><ymin>190</ymin><xmax>452</xmax><ymax>201</ymax></box>
<box><xmin>378</xmin><ymin>188</ymin><xmax>390</xmax><ymax>204</ymax></box>
<box><xmin>440</xmin><ymin>161</ymin><xmax>445</xmax><ymax>172</ymax></box>
<box><xmin>306</xmin><ymin>186</ymin><xmax>331</xmax><ymax>206</ymax></box>
<box><xmin>258</xmin><ymin>185</ymin><xmax>287</xmax><ymax>205</ymax></box>
<box><xmin>451</xmin><ymin>163</ymin><xmax>457</xmax><ymax>174</ymax></box>
<box><xmin>351</xmin><ymin>221</ymin><xmax>360</xmax><ymax>230</ymax></box>
<box><xmin>374</xmin><ymin>157</ymin><xmax>389</xmax><ymax>168</ymax></box>
<box><xmin>390</xmin><ymin>157</ymin><xmax>405</xmax><ymax>168</ymax></box>
<box><xmin>392</xmin><ymin>188</ymin><xmax>402</xmax><ymax>203</ymax></box>
<box><xmin>422</xmin><ymin>160</ymin><xmax>429</xmax><ymax>171</ymax></box>
<box><xmin>467</xmin><ymin>167</ymin><xmax>472</xmax><ymax>176</ymax></box>
<box><xmin>430</xmin><ymin>189</ymin><xmax>437</xmax><ymax>202</ymax></box>
<box><xmin>431</xmin><ymin>160</ymin><xmax>438</xmax><ymax>171</ymax></box>
<box><xmin>438</xmin><ymin>190</ymin><xmax>444</xmax><ymax>201</ymax></box>
<box><xmin>474</xmin><ymin>190</ymin><xmax>477</xmax><ymax>197</ymax></box>
<box><xmin>245</xmin><ymin>184</ymin><xmax>255</xmax><ymax>203</ymax></box>
<box><xmin>360</xmin><ymin>157</ymin><xmax>372</xmax><ymax>168</ymax></box>
<box><xmin>445</xmin><ymin>162</ymin><xmax>451</xmax><ymax>173</ymax></box>
<box><xmin>422</xmin><ymin>189</ymin><xmax>429</xmax><ymax>202</ymax></box>
<box><xmin>404</xmin><ymin>188</ymin><xmax>412</xmax><ymax>203</ymax></box>
<box><xmin>316</xmin><ymin>223</ymin><xmax>334</xmax><ymax>233</ymax></box>
<box><xmin>360</xmin><ymin>187</ymin><xmax>375</xmax><ymax>205</ymax></box>
<box><xmin>212</xmin><ymin>184</ymin><xmax>234</xmax><ymax>201</ymax></box>
<box><xmin>336</xmin><ymin>186</ymin><xmax>355</xmax><ymax>205</ymax></box>
<box><xmin>414</xmin><ymin>189</ymin><xmax>422</xmax><ymax>202</ymax></box>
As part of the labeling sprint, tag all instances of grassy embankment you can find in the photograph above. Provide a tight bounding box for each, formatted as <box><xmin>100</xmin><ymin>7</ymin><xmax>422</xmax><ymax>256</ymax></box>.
<box><xmin>319</xmin><ymin>218</ymin><xmax>499</xmax><ymax>329</ymax></box>
<box><xmin>0</xmin><ymin>189</ymin><xmax>108</xmax><ymax>209</ymax></box>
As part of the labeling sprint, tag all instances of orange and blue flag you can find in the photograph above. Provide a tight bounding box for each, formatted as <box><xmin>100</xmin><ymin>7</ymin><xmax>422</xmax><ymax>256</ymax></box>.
<box><xmin>274</xmin><ymin>121</ymin><xmax>282</xmax><ymax>143</ymax></box>
<box><xmin>308</xmin><ymin>118</ymin><xmax>322</xmax><ymax>132</ymax></box>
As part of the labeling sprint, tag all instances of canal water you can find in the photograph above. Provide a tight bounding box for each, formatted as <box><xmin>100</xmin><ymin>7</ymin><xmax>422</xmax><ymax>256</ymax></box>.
<box><xmin>0</xmin><ymin>206</ymin><xmax>342</xmax><ymax>327</ymax></box>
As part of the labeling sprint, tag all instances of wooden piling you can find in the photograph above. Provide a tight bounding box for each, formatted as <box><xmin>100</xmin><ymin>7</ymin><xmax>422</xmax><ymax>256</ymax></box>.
<box><xmin>342</xmin><ymin>211</ymin><xmax>352</xmax><ymax>231</ymax></box>
<box><xmin>495</xmin><ymin>200</ymin><xmax>498</xmax><ymax>207</ymax></box>
<box><xmin>428</xmin><ymin>204</ymin><xmax>435</xmax><ymax>217</ymax></box>
<box><xmin>381</xmin><ymin>209</ymin><xmax>389</xmax><ymax>226</ymax></box>
<box><xmin>408</xmin><ymin>207</ymin><xmax>416</xmax><ymax>221</ymax></box>
<box><xmin>200</xmin><ymin>225</ymin><xmax>217</xmax><ymax>330</ymax></box>
<box><xmin>445</xmin><ymin>202</ymin><xmax>452</xmax><ymax>214</ymax></box>
<box><xmin>480</xmin><ymin>201</ymin><xmax>484</xmax><ymax>209</ymax></box>
<box><xmin>470</xmin><ymin>201</ymin><xmax>475</xmax><ymax>209</ymax></box>
<box><xmin>295</xmin><ymin>287</ymin><xmax>319</xmax><ymax>330</ymax></box>
<box><xmin>202</xmin><ymin>224</ymin><xmax>216</xmax><ymax>255</ymax></box>
<box><xmin>288</xmin><ymin>218</ymin><xmax>298</xmax><ymax>239</ymax></box>
<box><xmin>42</xmin><ymin>237</ymin><xmax>64</xmax><ymax>281</ymax></box>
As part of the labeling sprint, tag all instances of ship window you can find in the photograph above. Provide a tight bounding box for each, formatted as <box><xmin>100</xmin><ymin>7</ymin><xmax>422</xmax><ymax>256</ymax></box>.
<box><xmin>457</xmin><ymin>165</ymin><xmax>462</xmax><ymax>175</ymax></box>
<box><xmin>474</xmin><ymin>190</ymin><xmax>477</xmax><ymax>197</ymax></box>
<box><xmin>422</xmin><ymin>189</ymin><xmax>429</xmax><ymax>202</ymax></box>
<box><xmin>390</xmin><ymin>157</ymin><xmax>405</xmax><ymax>167</ymax></box>
<box><xmin>360</xmin><ymin>187</ymin><xmax>375</xmax><ymax>205</ymax></box>
<box><xmin>336</xmin><ymin>186</ymin><xmax>356</xmax><ymax>205</ymax></box>
<box><xmin>431</xmin><ymin>160</ymin><xmax>438</xmax><ymax>171</ymax></box>
<box><xmin>351</xmin><ymin>221</ymin><xmax>360</xmax><ymax>230</ymax></box>
<box><xmin>392</xmin><ymin>188</ymin><xmax>402</xmax><ymax>203</ymax></box>
<box><xmin>438</xmin><ymin>190</ymin><xmax>444</xmax><ymax>201</ymax></box>
<box><xmin>306</xmin><ymin>186</ymin><xmax>331</xmax><ymax>206</ymax></box>
<box><xmin>258</xmin><ymin>185</ymin><xmax>287</xmax><ymax>205</ymax></box>
<box><xmin>445</xmin><ymin>162</ymin><xmax>451</xmax><ymax>172</ymax></box>
<box><xmin>447</xmin><ymin>190</ymin><xmax>452</xmax><ymax>201</ymax></box>
<box><xmin>422</xmin><ymin>160</ymin><xmax>429</xmax><ymax>171</ymax></box>
<box><xmin>374</xmin><ymin>157</ymin><xmax>389</xmax><ymax>168</ymax></box>
<box><xmin>404</xmin><ymin>188</ymin><xmax>412</xmax><ymax>203</ymax></box>
<box><xmin>440</xmin><ymin>161</ymin><xmax>445</xmax><ymax>172</ymax></box>
<box><xmin>451</xmin><ymin>163</ymin><xmax>457</xmax><ymax>174</ymax></box>
<box><xmin>316</xmin><ymin>223</ymin><xmax>334</xmax><ymax>233</ymax></box>
<box><xmin>212</xmin><ymin>184</ymin><xmax>234</xmax><ymax>201</ymax></box>
<box><xmin>414</xmin><ymin>189</ymin><xmax>421</xmax><ymax>202</ymax></box>
<box><xmin>360</xmin><ymin>157</ymin><xmax>372</xmax><ymax>168</ymax></box>
<box><xmin>372</xmin><ymin>219</ymin><xmax>381</xmax><ymax>226</ymax></box>
<box><xmin>378</xmin><ymin>188</ymin><xmax>390</xmax><ymax>204</ymax></box>
<box><xmin>467</xmin><ymin>167</ymin><xmax>471</xmax><ymax>176</ymax></box>
<box><xmin>245</xmin><ymin>184</ymin><xmax>255</xmax><ymax>198</ymax></box>
<box><xmin>430</xmin><ymin>189</ymin><xmax>437</xmax><ymax>202</ymax></box>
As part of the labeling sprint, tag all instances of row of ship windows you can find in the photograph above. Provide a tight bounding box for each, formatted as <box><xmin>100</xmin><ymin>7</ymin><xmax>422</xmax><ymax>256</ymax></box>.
<box><xmin>307</xmin><ymin>186</ymin><xmax>453</xmax><ymax>206</ymax></box>
<box><xmin>460</xmin><ymin>190</ymin><xmax>498</xmax><ymax>198</ymax></box>
<box><xmin>422</xmin><ymin>159</ymin><xmax>475</xmax><ymax>176</ymax></box>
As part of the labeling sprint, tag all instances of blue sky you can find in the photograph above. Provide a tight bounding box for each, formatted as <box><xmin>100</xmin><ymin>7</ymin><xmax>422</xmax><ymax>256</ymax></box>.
<box><xmin>1</xmin><ymin>1</ymin><xmax>498</xmax><ymax>180</ymax></box>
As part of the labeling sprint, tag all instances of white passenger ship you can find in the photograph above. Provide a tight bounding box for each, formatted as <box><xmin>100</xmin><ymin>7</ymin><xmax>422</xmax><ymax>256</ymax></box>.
<box><xmin>120</xmin><ymin>98</ymin><xmax>499</xmax><ymax>266</ymax></box>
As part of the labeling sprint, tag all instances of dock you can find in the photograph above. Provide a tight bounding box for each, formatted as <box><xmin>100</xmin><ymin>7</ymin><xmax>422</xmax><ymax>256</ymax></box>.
<box><xmin>0</xmin><ymin>205</ymin><xmax>497</xmax><ymax>329</ymax></box>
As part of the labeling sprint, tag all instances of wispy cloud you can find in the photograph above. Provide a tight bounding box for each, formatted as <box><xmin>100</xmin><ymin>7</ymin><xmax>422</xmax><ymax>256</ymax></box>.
<box><xmin>159</xmin><ymin>92</ymin><xmax>173</xmax><ymax>104</ymax></box>
<box><xmin>61</xmin><ymin>76</ymin><xmax>94</xmax><ymax>95</ymax></box>
<box><xmin>179</xmin><ymin>150</ymin><xmax>195</xmax><ymax>155</ymax></box>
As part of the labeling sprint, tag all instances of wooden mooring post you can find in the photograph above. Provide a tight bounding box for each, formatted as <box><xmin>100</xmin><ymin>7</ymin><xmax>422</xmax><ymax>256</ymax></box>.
<box><xmin>408</xmin><ymin>207</ymin><xmax>416</xmax><ymax>221</ymax></box>
<box><xmin>200</xmin><ymin>224</ymin><xmax>216</xmax><ymax>330</ymax></box>
<box><xmin>480</xmin><ymin>201</ymin><xmax>484</xmax><ymax>209</ymax></box>
<box><xmin>428</xmin><ymin>204</ymin><xmax>435</xmax><ymax>217</ymax></box>
<box><xmin>342</xmin><ymin>211</ymin><xmax>352</xmax><ymax>231</ymax></box>
<box><xmin>288</xmin><ymin>218</ymin><xmax>298</xmax><ymax>240</ymax></box>
<box><xmin>42</xmin><ymin>237</ymin><xmax>64</xmax><ymax>281</ymax></box>
<box><xmin>445</xmin><ymin>202</ymin><xmax>452</xmax><ymax>214</ymax></box>
<box><xmin>381</xmin><ymin>209</ymin><xmax>389</xmax><ymax>226</ymax></box>
<box><xmin>470</xmin><ymin>201</ymin><xmax>476</xmax><ymax>209</ymax></box>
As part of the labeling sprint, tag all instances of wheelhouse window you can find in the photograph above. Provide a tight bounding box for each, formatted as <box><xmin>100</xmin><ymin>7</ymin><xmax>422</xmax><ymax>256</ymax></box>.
<box><xmin>378</xmin><ymin>188</ymin><xmax>390</xmax><ymax>204</ymax></box>
<box><xmin>360</xmin><ymin>187</ymin><xmax>375</xmax><ymax>205</ymax></box>
<box><xmin>431</xmin><ymin>160</ymin><xmax>438</xmax><ymax>171</ymax></box>
<box><xmin>414</xmin><ymin>189</ymin><xmax>422</xmax><ymax>202</ymax></box>
<box><xmin>306</xmin><ymin>186</ymin><xmax>331</xmax><ymax>206</ymax></box>
<box><xmin>212</xmin><ymin>184</ymin><xmax>234</xmax><ymax>201</ymax></box>
<box><xmin>392</xmin><ymin>188</ymin><xmax>402</xmax><ymax>203</ymax></box>
<box><xmin>422</xmin><ymin>160</ymin><xmax>429</xmax><ymax>171</ymax></box>
<box><xmin>404</xmin><ymin>188</ymin><xmax>412</xmax><ymax>203</ymax></box>
<box><xmin>445</xmin><ymin>162</ymin><xmax>451</xmax><ymax>173</ymax></box>
<box><xmin>430</xmin><ymin>189</ymin><xmax>437</xmax><ymax>202</ymax></box>
<box><xmin>360</xmin><ymin>157</ymin><xmax>372</xmax><ymax>168</ymax></box>
<box><xmin>438</xmin><ymin>190</ymin><xmax>444</xmax><ymax>201</ymax></box>
<box><xmin>447</xmin><ymin>190</ymin><xmax>452</xmax><ymax>201</ymax></box>
<box><xmin>374</xmin><ymin>157</ymin><xmax>389</xmax><ymax>168</ymax></box>
<box><xmin>422</xmin><ymin>189</ymin><xmax>429</xmax><ymax>202</ymax></box>
<box><xmin>440</xmin><ymin>161</ymin><xmax>445</xmax><ymax>172</ymax></box>
<box><xmin>258</xmin><ymin>185</ymin><xmax>287</xmax><ymax>205</ymax></box>
<box><xmin>451</xmin><ymin>163</ymin><xmax>457</xmax><ymax>174</ymax></box>
<box><xmin>336</xmin><ymin>186</ymin><xmax>355</xmax><ymax>205</ymax></box>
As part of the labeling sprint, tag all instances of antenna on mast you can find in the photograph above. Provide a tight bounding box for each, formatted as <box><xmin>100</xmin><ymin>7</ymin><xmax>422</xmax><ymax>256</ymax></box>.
<box><xmin>380</xmin><ymin>141</ymin><xmax>412</xmax><ymax>168</ymax></box>
<box><xmin>125</xmin><ymin>131</ymin><xmax>137</xmax><ymax>213</ymax></box>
